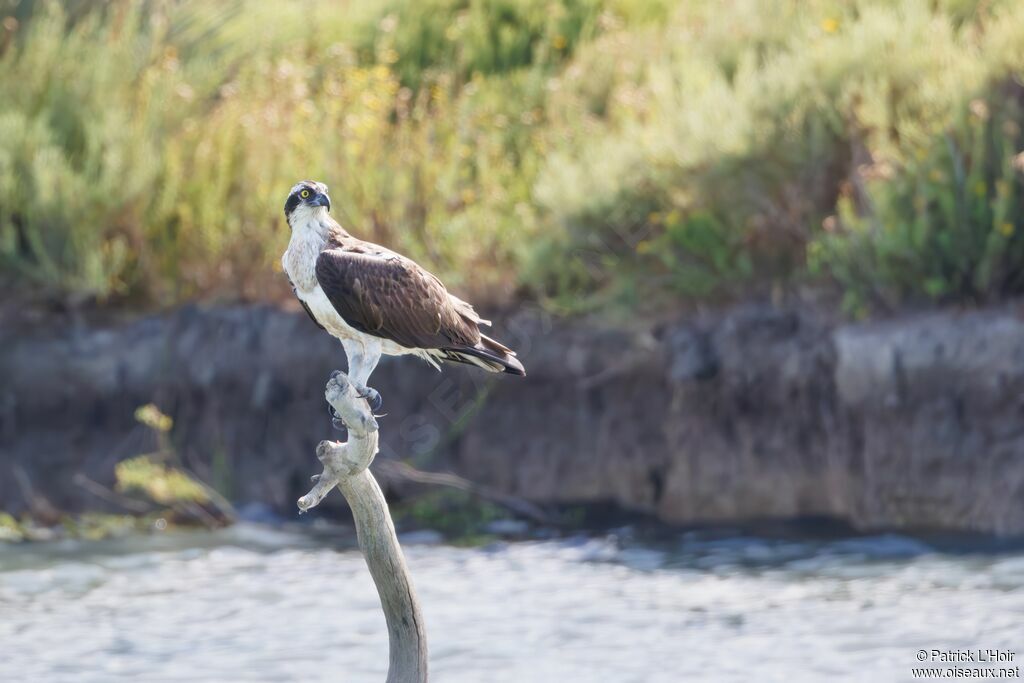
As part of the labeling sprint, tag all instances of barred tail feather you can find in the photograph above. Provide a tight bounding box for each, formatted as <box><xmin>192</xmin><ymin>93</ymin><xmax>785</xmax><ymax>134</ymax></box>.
<box><xmin>436</xmin><ymin>336</ymin><xmax>526</xmax><ymax>376</ymax></box>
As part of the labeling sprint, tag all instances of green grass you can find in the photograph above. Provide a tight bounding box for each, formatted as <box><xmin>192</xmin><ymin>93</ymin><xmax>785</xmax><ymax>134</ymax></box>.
<box><xmin>1</xmin><ymin>0</ymin><xmax>1024</xmax><ymax>314</ymax></box>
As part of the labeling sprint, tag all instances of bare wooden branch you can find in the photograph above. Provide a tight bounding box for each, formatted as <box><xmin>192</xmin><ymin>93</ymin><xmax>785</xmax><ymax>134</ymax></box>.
<box><xmin>374</xmin><ymin>459</ymin><xmax>554</xmax><ymax>526</ymax></box>
<box><xmin>73</xmin><ymin>473</ymin><xmax>154</xmax><ymax>513</ymax></box>
<box><xmin>298</xmin><ymin>373</ymin><xmax>428</xmax><ymax>683</ymax></box>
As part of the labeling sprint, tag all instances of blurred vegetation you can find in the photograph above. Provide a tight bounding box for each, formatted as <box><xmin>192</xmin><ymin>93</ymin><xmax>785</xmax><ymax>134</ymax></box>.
<box><xmin>115</xmin><ymin>454</ymin><xmax>208</xmax><ymax>507</ymax></box>
<box><xmin>115</xmin><ymin>403</ymin><xmax>235</xmax><ymax>526</ymax></box>
<box><xmin>1</xmin><ymin>0</ymin><xmax>1023</xmax><ymax>315</ymax></box>
<box><xmin>0</xmin><ymin>508</ymin><xmax>178</xmax><ymax>543</ymax></box>
<box><xmin>0</xmin><ymin>402</ymin><xmax>233</xmax><ymax>542</ymax></box>
<box><xmin>394</xmin><ymin>488</ymin><xmax>505</xmax><ymax>544</ymax></box>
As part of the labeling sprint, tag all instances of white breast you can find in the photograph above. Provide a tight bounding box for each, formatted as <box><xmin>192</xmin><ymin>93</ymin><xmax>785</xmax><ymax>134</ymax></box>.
<box><xmin>301</xmin><ymin>284</ymin><xmax>361</xmax><ymax>339</ymax></box>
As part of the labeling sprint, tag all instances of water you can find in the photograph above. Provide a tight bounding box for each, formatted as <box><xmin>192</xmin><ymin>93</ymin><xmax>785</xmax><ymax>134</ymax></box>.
<box><xmin>1</xmin><ymin>525</ymin><xmax>1022</xmax><ymax>682</ymax></box>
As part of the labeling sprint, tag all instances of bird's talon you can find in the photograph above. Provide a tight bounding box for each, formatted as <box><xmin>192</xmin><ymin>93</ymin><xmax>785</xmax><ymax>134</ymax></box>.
<box><xmin>361</xmin><ymin>387</ymin><xmax>383</xmax><ymax>412</ymax></box>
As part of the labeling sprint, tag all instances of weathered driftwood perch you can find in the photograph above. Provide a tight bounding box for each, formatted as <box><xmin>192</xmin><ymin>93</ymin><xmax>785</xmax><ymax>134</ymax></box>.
<box><xmin>298</xmin><ymin>373</ymin><xmax>428</xmax><ymax>683</ymax></box>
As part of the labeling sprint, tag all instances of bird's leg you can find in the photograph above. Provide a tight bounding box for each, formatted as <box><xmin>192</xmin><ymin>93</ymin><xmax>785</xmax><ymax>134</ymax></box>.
<box><xmin>351</xmin><ymin>344</ymin><xmax>383</xmax><ymax>412</ymax></box>
<box><xmin>338</xmin><ymin>339</ymin><xmax>384</xmax><ymax>412</ymax></box>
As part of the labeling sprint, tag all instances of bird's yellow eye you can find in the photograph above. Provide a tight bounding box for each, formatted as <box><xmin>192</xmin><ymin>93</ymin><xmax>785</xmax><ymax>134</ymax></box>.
<box><xmin>300</xmin><ymin>189</ymin><xmax>311</xmax><ymax>199</ymax></box>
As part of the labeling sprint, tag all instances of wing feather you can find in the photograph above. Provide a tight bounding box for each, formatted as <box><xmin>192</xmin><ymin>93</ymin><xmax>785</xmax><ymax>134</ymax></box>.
<box><xmin>315</xmin><ymin>248</ymin><xmax>480</xmax><ymax>350</ymax></box>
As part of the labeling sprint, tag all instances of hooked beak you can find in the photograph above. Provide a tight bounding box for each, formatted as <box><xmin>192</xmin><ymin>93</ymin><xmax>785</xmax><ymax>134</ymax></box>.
<box><xmin>311</xmin><ymin>193</ymin><xmax>331</xmax><ymax>211</ymax></box>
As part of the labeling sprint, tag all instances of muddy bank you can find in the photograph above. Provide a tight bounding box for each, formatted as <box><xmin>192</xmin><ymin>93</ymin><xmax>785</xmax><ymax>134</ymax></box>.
<box><xmin>2</xmin><ymin>302</ymin><xmax>1023</xmax><ymax>534</ymax></box>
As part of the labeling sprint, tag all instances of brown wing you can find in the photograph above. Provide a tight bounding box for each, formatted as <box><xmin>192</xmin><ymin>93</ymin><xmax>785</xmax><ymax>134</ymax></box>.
<box><xmin>315</xmin><ymin>247</ymin><xmax>480</xmax><ymax>350</ymax></box>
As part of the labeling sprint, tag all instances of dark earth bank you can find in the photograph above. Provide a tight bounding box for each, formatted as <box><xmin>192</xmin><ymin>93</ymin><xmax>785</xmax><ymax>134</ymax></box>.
<box><xmin>2</xmin><ymin>301</ymin><xmax>1024</xmax><ymax>534</ymax></box>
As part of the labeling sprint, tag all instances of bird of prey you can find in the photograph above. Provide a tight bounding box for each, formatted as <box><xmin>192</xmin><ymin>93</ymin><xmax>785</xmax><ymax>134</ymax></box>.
<box><xmin>281</xmin><ymin>180</ymin><xmax>525</xmax><ymax>412</ymax></box>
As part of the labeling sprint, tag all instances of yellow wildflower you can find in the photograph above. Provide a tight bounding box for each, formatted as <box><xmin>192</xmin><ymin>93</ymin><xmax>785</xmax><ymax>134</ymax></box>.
<box><xmin>135</xmin><ymin>404</ymin><xmax>173</xmax><ymax>433</ymax></box>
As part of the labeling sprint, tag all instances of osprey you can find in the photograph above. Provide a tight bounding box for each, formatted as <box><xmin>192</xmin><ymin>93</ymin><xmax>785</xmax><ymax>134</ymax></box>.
<box><xmin>281</xmin><ymin>180</ymin><xmax>525</xmax><ymax>410</ymax></box>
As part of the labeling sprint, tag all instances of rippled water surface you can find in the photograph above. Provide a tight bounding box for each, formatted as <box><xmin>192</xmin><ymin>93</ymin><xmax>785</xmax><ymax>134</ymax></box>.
<box><xmin>1</xmin><ymin>525</ymin><xmax>1022</xmax><ymax>682</ymax></box>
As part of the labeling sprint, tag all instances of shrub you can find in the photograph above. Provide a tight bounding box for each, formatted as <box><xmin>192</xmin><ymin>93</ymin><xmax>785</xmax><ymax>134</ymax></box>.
<box><xmin>2</xmin><ymin>0</ymin><xmax>1024</xmax><ymax>315</ymax></box>
<box><xmin>530</xmin><ymin>0</ymin><xmax>1024</xmax><ymax>310</ymax></box>
<box><xmin>810</xmin><ymin>88</ymin><xmax>1024</xmax><ymax>313</ymax></box>
<box><xmin>0</xmin><ymin>0</ymin><xmax>567</xmax><ymax>304</ymax></box>
<box><xmin>354</xmin><ymin>0</ymin><xmax>605</xmax><ymax>88</ymax></box>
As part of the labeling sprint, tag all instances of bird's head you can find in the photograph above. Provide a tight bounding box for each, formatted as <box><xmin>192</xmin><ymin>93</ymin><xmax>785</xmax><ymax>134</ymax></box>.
<box><xmin>284</xmin><ymin>180</ymin><xmax>332</xmax><ymax>225</ymax></box>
